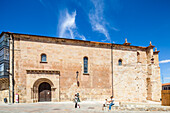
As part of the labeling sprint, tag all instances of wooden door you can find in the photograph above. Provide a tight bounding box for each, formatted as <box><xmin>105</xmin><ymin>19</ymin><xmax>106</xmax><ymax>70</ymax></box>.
<box><xmin>162</xmin><ymin>90</ymin><xmax>170</xmax><ymax>106</ymax></box>
<box><xmin>38</xmin><ymin>82</ymin><xmax>51</xmax><ymax>102</ymax></box>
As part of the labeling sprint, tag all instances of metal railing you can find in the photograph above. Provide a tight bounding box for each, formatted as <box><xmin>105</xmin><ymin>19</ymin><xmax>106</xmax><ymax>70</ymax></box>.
<box><xmin>0</xmin><ymin>71</ymin><xmax>9</xmax><ymax>77</ymax></box>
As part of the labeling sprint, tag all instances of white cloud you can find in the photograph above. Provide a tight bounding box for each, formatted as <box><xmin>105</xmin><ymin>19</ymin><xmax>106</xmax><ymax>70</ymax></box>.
<box><xmin>110</xmin><ymin>26</ymin><xmax>119</xmax><ymax>32</ymax></box>
<box><xmin>160</xmin><ymin>60</ymin><xmax>170</xmax><ymax>64</ymax></box>
<box><xmin>39</xmin><ymin>0</ymin><xmax>52</xmax><ymax>10</ymax></box>
<box><xmin>164</xmin><ymin>77</ymin><xmax>170</xmax><ymax>80</ymax></box>
<box><xmin>89</xmin><ymin>0</ymin><xmax>118</xmax><ymax>42</ymax></box>
<box><xmin>58</xmin><ymin>10</ymin><xmax>86</xmax><ymax>40</ymax></box>
<box><xmin>77</xmin><ymin>34</ymin><xmax>86</xmax><ymax>40</ymax></box>
<box><xmin>58</xmin><ymin>10</ymin><xmax>76</xmax><ymax>39</ymax></box>
<box><xmin>39</xmin><ymin>0</ymin><xmax>46</xmax><ymax>8</ymax></box>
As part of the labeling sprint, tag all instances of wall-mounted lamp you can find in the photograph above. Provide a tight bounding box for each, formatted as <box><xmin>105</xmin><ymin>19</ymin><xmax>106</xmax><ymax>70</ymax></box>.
<box><xmin>76</xmin><ymin>71</ymin><xmax>79</xmax><ymax>80</ymax></box>
<box><xmin>76</xmin><ymin>71</ymin><xmax>79</xmax><ymax>87</ymax></box>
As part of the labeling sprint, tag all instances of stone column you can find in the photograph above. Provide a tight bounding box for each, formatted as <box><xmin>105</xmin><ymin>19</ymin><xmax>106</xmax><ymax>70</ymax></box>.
<box><xmin>51</xmin><ymin>87</ymin><xmax>56</xmax><ymax>102</ymax></box>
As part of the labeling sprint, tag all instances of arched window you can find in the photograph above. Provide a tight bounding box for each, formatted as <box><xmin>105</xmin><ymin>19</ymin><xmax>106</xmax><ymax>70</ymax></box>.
<box><xmin>137</xmin><ymin>52</ymin><xmax>140</xmax><ymax>63</ymax></box>
<box><xmin>41</xmin><ymin>54</ymin><xmax>47</xmax><ymax>62</ymax></box>
<box><xmin>118</xmin><ymin>59</ymin><xmax>122</xmax><ymax>66</ymax></box>
<box><xmin>84</xmin><ymin>57</ymin><xmax>88</xmax><ymax>73</ymax></box>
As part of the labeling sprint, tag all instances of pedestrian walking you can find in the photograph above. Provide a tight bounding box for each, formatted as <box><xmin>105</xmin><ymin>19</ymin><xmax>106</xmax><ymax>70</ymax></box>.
<box><xmin>74</xmin><ymin>94</ymin><xmax>78</xmax><ymax>108</ymax></box>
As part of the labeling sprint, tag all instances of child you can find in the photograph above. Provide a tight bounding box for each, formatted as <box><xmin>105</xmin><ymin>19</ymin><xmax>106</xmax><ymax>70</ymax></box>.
<box><xmin>102</xmin><ymin>99</ymin><xmax>108</xmax><ymax>111</ymax></box>
<box><xmin>77</xmin><ymin>104</ymin><xmax>80</xmax><ymax>108</ymax></box>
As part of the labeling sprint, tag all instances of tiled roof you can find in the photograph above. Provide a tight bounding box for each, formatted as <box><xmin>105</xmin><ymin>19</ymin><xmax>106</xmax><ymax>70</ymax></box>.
<box><xmin>162</xmin><ymin>83</ymin><xmax>170</xmax><ymax>86</ymax></box>
<box><xmin>0</xmin><ymin>32</ymin><xmax>155</xmax><ymax>50</ymax></box>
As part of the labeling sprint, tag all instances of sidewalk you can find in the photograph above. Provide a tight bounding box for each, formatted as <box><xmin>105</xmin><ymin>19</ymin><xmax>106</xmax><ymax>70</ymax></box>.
<box><xmin>0</xmin><ymin>101</ymin><xmax>170</xmax><ymax>113</ymax></box>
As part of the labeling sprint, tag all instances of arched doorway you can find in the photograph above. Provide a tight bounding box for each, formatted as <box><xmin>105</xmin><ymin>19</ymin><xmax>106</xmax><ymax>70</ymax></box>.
<box><xmin>38</xmin><ymin>82</ymin><xmax>51</xmax><ymax>102</ymax></box>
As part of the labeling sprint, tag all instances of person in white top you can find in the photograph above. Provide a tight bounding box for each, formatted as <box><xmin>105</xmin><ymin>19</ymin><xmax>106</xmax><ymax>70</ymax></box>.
<box><xmin>108</xmin><ymin>96</ymin><xmax>114</xmax><ymax>110</ymax></box>
<box><xmin>74</xmin><ymin>94</ymin><xmax>78</xmax><ymax>108</ymax></box>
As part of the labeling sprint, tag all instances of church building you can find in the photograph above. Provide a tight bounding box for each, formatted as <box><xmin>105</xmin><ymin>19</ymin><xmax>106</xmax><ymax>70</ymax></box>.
<box><xmin>0</xmin><ymin>32</ymin><xmax>161</xmax><ymax>103</ymax></box>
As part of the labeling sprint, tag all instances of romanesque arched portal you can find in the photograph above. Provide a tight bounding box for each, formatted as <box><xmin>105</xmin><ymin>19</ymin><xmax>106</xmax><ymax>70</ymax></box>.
<box><xmin>38</xmin><ymin>82</ymin><xmax>51</xmax><ymax>102</ymax></box>
<box><xmin>32</xmin><ymin>78</ymin><xmax>55</xmax><ymax>102</ymax></box>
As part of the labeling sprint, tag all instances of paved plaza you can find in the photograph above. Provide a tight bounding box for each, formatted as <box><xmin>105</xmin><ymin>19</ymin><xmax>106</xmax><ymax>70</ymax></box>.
<box><xmin>0</xmin><ymin>102</ymin><xmax>170</xmax><ymax>113</ymax></box>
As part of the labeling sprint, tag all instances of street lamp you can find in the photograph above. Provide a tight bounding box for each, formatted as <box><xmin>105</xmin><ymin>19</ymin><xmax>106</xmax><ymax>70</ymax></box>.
<box><xmin>76</xmin><ymin>71</ymin><xmax>79</xmax><ymax>87</ymax></box>
<box><xmin>76</xmin><ymin>71</ymin><xmax>79</xmax><ymax>80</ymax></box>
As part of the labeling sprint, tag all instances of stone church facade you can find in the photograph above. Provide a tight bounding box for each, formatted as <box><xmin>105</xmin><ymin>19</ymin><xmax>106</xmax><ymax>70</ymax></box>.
<box><xmin>0</xmin><ymin>32</ymin><xmax>161</xmax><ymax>103</ymax></box>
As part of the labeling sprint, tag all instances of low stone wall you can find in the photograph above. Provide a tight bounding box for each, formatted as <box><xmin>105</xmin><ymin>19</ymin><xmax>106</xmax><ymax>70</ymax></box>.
<box><xmin>0</xmin><ymin>90</ymin><xmax>9</xmax><ymax>103</ymax></box>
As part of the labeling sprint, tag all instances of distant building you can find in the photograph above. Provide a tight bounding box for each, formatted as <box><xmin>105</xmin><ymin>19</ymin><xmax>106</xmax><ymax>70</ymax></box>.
<box><xmin>162</xmin><ymin>83</ymin><xmax>170</xmax><ymax>90</ymax></box>
<box><xmin>0</xmin><ymin>32</ymin><xmax>161</xmax><ymax>103</ymax></box>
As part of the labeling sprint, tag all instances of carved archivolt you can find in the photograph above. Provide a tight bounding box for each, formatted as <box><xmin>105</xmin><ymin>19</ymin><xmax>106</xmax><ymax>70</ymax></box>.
<box><xmin>33</xmin><ymin>78</ymin><xmax>54</xmax><ymax>88</ymax></box>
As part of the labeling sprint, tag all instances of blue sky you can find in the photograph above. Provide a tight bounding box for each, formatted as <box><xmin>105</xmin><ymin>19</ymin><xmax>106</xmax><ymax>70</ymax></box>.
<box><xmin>0</xmin><ymin>0</ymin><xmax>170</xmax><ymax>83</ymax></box>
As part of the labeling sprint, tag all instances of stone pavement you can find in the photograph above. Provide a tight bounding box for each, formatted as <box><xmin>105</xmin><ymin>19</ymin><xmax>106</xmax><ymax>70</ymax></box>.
<box><xmin>0</xmin><ymin>102</ymin><xmax>170</xmax><ymax>113</ymax></box>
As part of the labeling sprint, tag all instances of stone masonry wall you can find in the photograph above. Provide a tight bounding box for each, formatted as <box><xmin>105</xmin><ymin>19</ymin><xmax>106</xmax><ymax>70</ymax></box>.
<box><xmin>11</xmin><ymin>34</ymin><xmax>161</xmax><ymax>103</ymax></box>
<box><xmin>13</xmin><ymin>39</ymin><xmax>112</xmax><ymax>102</ymax></box>
<box><xmin>0</xmin><ymin>90</ymin><xmax>9</xmax><ymax>103</ymax></box>
<box><xmin>113</xmin><ymin>49</ymin><xmax>148</xmax><ymax>102</ymax></box>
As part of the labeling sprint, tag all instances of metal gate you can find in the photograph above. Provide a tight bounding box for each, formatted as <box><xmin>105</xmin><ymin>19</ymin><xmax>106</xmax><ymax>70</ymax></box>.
<box><xmin>38</xmin><ymin>82</ymin><xmax>51</xmax><ymax>102</ymax></box>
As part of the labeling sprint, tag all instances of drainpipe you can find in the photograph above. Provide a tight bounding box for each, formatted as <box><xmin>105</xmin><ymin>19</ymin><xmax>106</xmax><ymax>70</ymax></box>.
<box><xmin>12</xmin><ymin>34</ymin><xmax>14</xmax><ymax>103</ymax></box>
<box><xmin>8</xmin><ymin>34</ymin><xmax>12</xmax><ymax>104</ymax></box>
<box><xmin>9</xmin><ymin>33</ymin><xmax>14</xmax><ymax>103</ymax></box>
<box><xmin>111</xmin><ymin>43</ymin><xmax>114</xmax><ymax>97</ymax></box>
<box><xmin>8</xmin><ymin>70</ymin><xmax>11</xmax><ymax>104</ymax></box>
